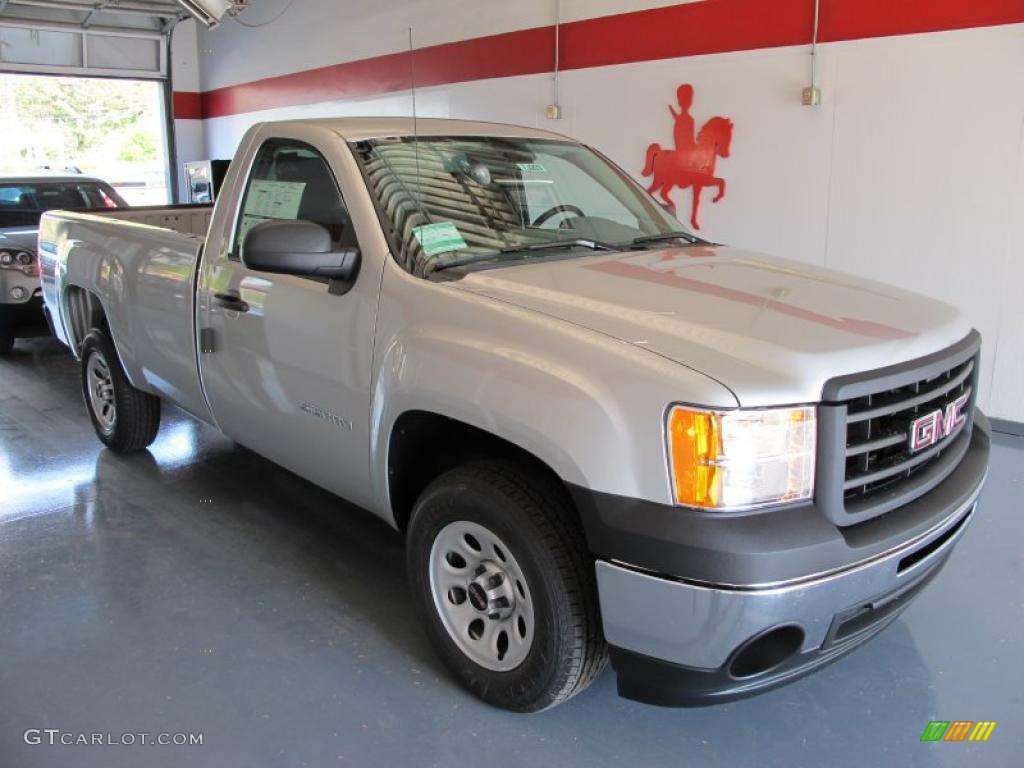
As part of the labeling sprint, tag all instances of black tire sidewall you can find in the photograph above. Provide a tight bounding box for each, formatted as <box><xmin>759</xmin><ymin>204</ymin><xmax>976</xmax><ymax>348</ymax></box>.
<box><xmin>407</xmin><ymin>470</ymin><xmax>580</xmax><ymax>712</ymax></box>
<box><xmin>81</xmin><ymin>330</ymin><xmax>122</xmax><ymax>447</ymax></box>
<box><xmin>80</xmin><ymin>328</ymin><xmax>157</xmax><ymax>452</ymax></box>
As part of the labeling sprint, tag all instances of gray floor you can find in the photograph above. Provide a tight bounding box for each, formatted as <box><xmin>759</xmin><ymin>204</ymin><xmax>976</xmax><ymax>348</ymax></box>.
<box><xmin>1</xmin><ymin>337</ymin><xmax>1021</xmax><ymax>768</ymax></box>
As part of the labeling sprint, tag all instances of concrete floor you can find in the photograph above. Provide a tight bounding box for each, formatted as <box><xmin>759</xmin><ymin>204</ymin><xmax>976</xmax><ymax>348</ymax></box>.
<box><xmin>1</xmin><ymin>337</ymin><xmax>1021</xmax><ymax>768</ymax></box>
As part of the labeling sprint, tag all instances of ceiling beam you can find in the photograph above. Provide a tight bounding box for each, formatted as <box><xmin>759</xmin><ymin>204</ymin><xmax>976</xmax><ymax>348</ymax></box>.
<box><xmin>7</xmin><ymin>0</ymin><xmax>184</xmax><ymax>18</ymax></box>
<box><xmin>0</xmin><ymin>15</ymin><xmax>164</xmax><ymax>39</ymax></box>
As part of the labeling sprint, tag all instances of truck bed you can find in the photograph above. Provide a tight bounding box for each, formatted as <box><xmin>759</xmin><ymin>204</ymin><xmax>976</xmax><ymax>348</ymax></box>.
<box><xmin>39</xmin><ymin>204</ymin><xmax>214</xmax><ymax>423</ymax></box>
<box><xmin>81</xmin><ymin>203</ymin><xmax>213</xmax><ymax>237</ymax></box>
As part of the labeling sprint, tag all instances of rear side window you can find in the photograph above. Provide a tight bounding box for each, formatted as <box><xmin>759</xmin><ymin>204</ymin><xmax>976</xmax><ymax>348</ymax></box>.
<box><xmin>234</xmin><ymin>139</ymin><xmax>354</xmax><ymax>254</ymax></box>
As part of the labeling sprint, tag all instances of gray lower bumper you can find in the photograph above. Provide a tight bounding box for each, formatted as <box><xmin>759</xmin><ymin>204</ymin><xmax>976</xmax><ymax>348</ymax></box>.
<box><xmin>596</xmin><ymin>476</ymin><xmax>982</xmax><ymax>670</ymax></box>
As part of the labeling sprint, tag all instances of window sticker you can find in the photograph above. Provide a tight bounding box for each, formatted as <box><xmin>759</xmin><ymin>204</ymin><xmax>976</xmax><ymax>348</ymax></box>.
<box><xmin>517</xmin><ymin>162</ymin><xmax>547</xmax><ymax>173</ymax></box>
<box><xmin>238</xmin><ymin>180</ymin><xmax>307</xmax><ymax>240</ymax></box>
<box><xmin>413</xmin><ymin>222</ymin><xmax>468</xmax><ymax>257</ymax></box>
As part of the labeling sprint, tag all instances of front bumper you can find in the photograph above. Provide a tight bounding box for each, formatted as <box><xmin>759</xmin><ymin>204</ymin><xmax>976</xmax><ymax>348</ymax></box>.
<box><xmin>582</xmin><ymin>418</ymin><xmax>989</xmax><ymax>706</ymax></box>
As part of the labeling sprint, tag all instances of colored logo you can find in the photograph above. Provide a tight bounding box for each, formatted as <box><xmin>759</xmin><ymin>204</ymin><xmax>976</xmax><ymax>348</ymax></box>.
<box><xmin>642</xmin><ymin>84</ymin><xmax>733</xmax><ymax>230</ymax></box>
<box><xmin>920</xmin><ymin>720</ymin><xmax>997</xmax><ymax>742</ymax></box>
<box><xmin>909</xmin><ymin>393</ymin><xmax>969</xmax><ymax>452</ymax></box>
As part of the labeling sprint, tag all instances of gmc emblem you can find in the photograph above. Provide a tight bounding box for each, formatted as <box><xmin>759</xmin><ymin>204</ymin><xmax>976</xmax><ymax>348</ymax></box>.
<box><xmin>909</xmin><ymin>393</ymin><xmax>970</xmax><ymax>453</ymax></box>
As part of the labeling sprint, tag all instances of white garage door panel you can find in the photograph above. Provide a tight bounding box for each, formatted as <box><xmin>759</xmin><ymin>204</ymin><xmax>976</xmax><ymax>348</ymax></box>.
<box><xmin>0</xmin><ymin>21</ymin><xmax>165</xmax><ymax>76</ymax></box>
<box><xmin>87</xmin><ymin>33</ymin><xmax>161</xmax><ymax>71</ymax></box>
<box><xmin>0</xmin><ymin>25</ymin><xmax>82</xmax><ymax>67</ymax></box>
<box><xmin>0</xmin><ymin>0</ymin><xmax>176</xmax><ymax>79</ymax></box>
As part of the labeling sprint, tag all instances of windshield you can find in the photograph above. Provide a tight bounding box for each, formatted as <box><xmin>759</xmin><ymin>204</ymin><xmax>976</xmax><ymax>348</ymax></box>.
<box><xmin>0</xmin><ymin>181</ymin><xmax>127</xmax><ymax>229</ymax></box>
<box><xmin>351</xmin><ymin>136</ymin><xmax>691</xmax><ymax>277</ymax></box>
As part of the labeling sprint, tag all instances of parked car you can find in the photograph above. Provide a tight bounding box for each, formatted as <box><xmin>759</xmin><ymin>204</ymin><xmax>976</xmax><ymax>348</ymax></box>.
<box><xmin>39</xmin><ymin>118</ymin><xmax>989</xmax><ymax>711</ymax></box>
<box><xmin>0</xmin><ymin>173</ymin><xmax>127</xmax><ymax>354</ymax></box>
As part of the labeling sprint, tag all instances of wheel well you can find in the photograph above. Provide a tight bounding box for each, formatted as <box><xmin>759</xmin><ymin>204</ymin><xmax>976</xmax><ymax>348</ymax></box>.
<box><xmin>388</xmin><ymin>411</ymin><xmax>579</xmax><ymax>534</ymax></box>
<box><xmin>64</xmin><ymin>286</ymin><xmax>107</xmax><ymax>353</ymax></box>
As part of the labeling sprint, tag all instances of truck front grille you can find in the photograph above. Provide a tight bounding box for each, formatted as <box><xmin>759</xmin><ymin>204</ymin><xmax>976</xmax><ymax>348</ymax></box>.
<box><xmin>843</xmin><ymin>356</ymin><xmax>974</xmax><ymax>499</ymax></box>
<box><xmin>816</xmin><ymin>332</ymin><xmax>980</xmax><ymax>526</ymax></box>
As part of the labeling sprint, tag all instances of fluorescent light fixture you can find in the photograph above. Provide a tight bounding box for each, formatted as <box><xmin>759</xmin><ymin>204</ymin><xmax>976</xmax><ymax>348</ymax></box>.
<box><xmin>174</xmin><ymin>0</ymin><xmax>244</xmax><ymax>28</ymax></box>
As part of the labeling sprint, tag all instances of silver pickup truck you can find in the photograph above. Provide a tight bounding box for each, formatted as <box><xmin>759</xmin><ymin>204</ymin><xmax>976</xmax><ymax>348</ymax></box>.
<box><xmin>40</xmin><ymin>118</ymin><xmax>989</xmax><ymax>711</ymax></box>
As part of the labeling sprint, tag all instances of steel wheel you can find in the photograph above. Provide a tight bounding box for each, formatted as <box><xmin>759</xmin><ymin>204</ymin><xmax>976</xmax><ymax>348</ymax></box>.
<box><xmin>429</xmin><ymin>520</ymin><xmax>535</xmax><ymax>672</ymax></box>
<box><xmin>86</xmin><ymin>350</ymin><xmax>117</xmax><ymax>435</ymax></box>
<box><xmin>409</xmin><ymin>462</ymin><xmax>607</xmax><ymax>710</ymax></box>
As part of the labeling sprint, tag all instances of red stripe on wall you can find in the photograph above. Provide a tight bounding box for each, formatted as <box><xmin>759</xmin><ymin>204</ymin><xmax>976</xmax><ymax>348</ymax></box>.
<box><xmin>560</xmin><ymin>0</ymin><xmax>1024</xmax><ymax>71</ymax></box>
<box><xmin>559</xmin><ymin>0</ymin><xmax>814</xmax><ymax>71</ymax></box>
<box><xmin>180</xmin><ymin>0</ymin><xmax>1024</xmax><ymax>119</ymax></box>
<box><xmin>819</xmin><ymin>0</ymin><xmax>1024</xmax><ymax>43</ymax></box>
<box><xmin>199</xmin><ymin>26</ymin><xmax>554</xmax><ymax>119</ymax></box>
<box><xmin>172</xmin><ymin>90</ymin><xmax>203</xmax><ymax>120</ymax></box>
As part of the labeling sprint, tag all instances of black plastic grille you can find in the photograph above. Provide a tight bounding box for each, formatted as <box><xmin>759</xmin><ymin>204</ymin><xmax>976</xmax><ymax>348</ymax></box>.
<box><xmin>843</xmin><ymin>357</ymin><xmax>975</xmax><ymax>500</ymax></box>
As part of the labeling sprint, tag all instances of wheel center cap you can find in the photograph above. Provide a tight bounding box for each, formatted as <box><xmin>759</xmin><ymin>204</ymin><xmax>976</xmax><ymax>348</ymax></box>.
<box><xmin>467</xmin><ymin>582</ymin><xmax>488</xmax><ymax>611</ymax></box>
<box><xmin>467</xmin><ymin>561</ymin><xmax>517</xmax><ymax>620</ymax></box>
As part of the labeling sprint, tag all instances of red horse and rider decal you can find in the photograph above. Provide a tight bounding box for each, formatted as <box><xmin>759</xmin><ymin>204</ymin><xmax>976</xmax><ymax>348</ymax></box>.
<box><xmin>642</xmin><ymin>84</ymin><xmax>733</xmax><ymax>230</ymax></box>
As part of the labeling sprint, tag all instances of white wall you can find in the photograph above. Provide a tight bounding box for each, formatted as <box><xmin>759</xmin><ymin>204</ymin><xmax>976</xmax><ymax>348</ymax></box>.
<box><xmin>170</xmin><ymin>19</ymin><xmax>204</xmax><ymax>202</ymax></box>
<box><xmin>191</xmin><ymin>1</ymin><xmax>1024</xmax><ymax>421</ymax></box>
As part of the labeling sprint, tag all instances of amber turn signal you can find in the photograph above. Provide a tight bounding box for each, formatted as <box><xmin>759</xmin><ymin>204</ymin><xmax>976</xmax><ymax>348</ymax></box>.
<box><xmin>667</xmin><ymin>408</ymin><xmax>721</xmax><ymax>507</ymax></box>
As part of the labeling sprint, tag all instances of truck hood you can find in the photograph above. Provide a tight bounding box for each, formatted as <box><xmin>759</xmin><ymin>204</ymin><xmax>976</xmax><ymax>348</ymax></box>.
<box><xmin>450</xmin><ymin>246</ymin><xmax>972</xmax><ymax>406</ymax></box>
<box><xmin>0</xmin><ymin>226</ymin><xmax>39</xmax><ymax>252</ymax></box>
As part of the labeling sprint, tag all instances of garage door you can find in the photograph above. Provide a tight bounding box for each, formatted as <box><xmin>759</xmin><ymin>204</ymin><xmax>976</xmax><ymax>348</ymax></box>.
<box><xmin>0</xmin><ymin>1</ymin><xmax>187</xmax><ymax>79</ymax></box>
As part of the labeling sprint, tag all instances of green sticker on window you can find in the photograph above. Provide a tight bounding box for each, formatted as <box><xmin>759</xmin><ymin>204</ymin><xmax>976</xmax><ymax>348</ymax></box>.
<box><xmin>517</xmin><ymin>162</ymin><xmax>547</xmax><ymax>173</ymax></box>
<box><xmin>413</xmin><ymin>222</ymin><xmax>468</xmax><ymax>257</ymax></box>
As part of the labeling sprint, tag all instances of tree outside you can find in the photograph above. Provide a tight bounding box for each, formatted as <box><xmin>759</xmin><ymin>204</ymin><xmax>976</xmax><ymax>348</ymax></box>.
<box><xmin>0</xmin><ymin>74</ymin><xmax>168</xmax><ymax>204</ymax></box>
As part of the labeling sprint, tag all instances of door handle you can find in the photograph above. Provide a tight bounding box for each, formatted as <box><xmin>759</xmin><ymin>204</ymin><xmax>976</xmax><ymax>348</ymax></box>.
<box><xmin>213</xmin><ymin>291</ymin><xmax>250</xmax><ymax>313</ymax></box>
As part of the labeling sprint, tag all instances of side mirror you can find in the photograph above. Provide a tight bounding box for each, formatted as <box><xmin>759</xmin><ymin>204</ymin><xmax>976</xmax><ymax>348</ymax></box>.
<box><xmin>241</xmin><ymin>219</ymin><xmax>360</xmax><ymax>283</ymax></box>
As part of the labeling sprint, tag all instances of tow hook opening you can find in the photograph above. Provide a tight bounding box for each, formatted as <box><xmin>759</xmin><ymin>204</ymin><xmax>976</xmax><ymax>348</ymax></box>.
<box><xmin>728</xmin><ymin>624</ymin><xmax>805</xmax><ymax>679</ymax></box>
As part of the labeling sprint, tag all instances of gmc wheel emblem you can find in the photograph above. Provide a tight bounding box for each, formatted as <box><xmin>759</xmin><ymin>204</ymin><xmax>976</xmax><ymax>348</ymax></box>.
<box><xmin>909</xmin><ymin>393</ymin><xmax>970</xmax><ymax>452</ymax></box>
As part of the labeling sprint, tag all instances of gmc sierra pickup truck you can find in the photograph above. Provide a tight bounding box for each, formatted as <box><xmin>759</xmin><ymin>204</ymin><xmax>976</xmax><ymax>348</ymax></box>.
<box><xmin>40</xmin><ymin>118</ymin><xmax>989</xmax><ymax>712</ymax></box>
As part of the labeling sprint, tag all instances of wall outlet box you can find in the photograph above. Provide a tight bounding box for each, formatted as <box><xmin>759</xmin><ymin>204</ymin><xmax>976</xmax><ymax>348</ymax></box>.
<box><xmin>545</xmin><ymin>104</ymin><xmax>563</xmax><ymax>120</ymax></box>
<box><xmin>802</xmin><ymin>86</ymin><xmax>821</xmax><ymax>106</ymax></box>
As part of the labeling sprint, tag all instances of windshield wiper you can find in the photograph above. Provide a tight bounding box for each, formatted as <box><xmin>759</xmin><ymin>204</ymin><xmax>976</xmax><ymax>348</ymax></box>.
<box><xmin>427</xmin><ymin>239</ymin><xmax>618</xmax><ymax>277</ymax></box>
<box><xmin>499</xmin><ymin>238</ymin><xmax>618</xmax><ymax>254</ymax></box>
<box><xmin>630</xmin><ymin>231</ymin><xmax>703</xmax><ymax>246</ymax></box>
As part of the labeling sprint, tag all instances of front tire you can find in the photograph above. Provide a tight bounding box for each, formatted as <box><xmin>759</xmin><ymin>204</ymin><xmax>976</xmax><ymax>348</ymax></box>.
<box><xmin>407</xmin><ymin>461</ymin><xmax>607</xmax><ymax>712</ymax></box>
<box><xmin>80</xmin><ymin>328</ymin><xmax>161</xmax><ymax>452</ymax></box>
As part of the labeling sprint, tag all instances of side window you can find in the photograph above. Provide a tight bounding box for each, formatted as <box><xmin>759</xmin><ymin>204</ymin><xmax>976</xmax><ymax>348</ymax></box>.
<box><xmin>234</xmin><ymin>138</ymin><xmax>353</xmax><ymax>256</ymax></box>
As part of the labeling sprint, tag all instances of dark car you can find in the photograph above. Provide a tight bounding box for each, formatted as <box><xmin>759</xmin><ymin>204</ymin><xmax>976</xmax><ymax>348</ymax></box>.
<box><xmin>0</xmin><ymin>174</ymin><xmax>127</xmax><ymax>355</ymax></box>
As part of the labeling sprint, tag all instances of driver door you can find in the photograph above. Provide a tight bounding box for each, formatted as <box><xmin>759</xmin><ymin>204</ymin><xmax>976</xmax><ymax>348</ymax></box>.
<box><xmin>196</xmin><ymin>133</ymin><xmax>378</xmax><ymax>509</ymax></box>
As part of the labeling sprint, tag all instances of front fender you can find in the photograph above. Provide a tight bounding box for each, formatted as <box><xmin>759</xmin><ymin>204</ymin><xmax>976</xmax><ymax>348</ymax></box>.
<box><xmin>369</xmin><ymin>266</ymin><xmax>738</xmax><ymax>522</ymax></box>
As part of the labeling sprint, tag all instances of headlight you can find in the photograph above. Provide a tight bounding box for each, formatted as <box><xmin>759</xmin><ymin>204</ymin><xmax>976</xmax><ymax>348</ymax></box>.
<box><xmin>16</xmin><ymin>251</ymin><xmax>33</xmax><ymax>265</ymax></box>
<box><xmin>0</xmin><ymin>251</ymin><xmax>13</xmax><ymax>266</ymax></box>
<box><xmin>667</xmin><ymin>405</ymin><xmax>815</xmax><ymax>510</ymax></box>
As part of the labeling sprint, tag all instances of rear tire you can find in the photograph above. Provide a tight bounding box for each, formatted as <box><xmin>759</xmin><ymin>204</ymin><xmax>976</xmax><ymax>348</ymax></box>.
<box><xmin>80</xmin><ymin>328</ymin><xmax>161</xmax><ymax>452</ymax></box>
<box><xmin>407</xmin><ymin>461</ymin><xmax>607</xmax><ymax>712</ymax></box>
